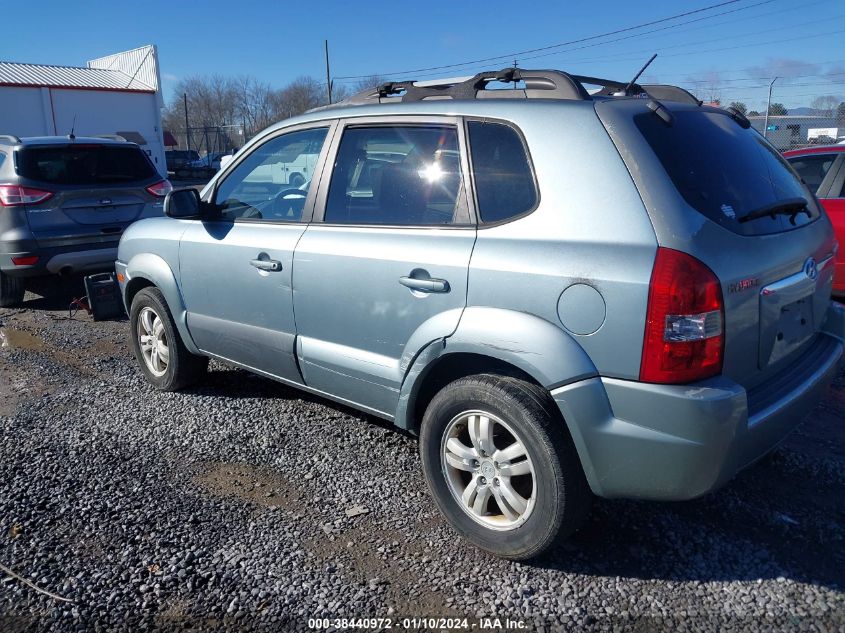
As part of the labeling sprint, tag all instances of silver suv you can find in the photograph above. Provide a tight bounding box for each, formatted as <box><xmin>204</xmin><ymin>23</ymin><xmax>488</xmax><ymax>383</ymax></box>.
<box><xmin>116</xmin><ymin>69</ymin><xmax>845</xmax><ymax>560</ymax></box>
<box><xmin>0</xmin><ymin>135</ymin><xmax>171</xmax><ymax>306</ymax></box>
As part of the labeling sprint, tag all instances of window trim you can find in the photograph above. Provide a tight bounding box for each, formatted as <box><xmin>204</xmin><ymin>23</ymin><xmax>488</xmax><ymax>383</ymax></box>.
<box><xmin>311</xmin><ymin>115</ymin><xmax>478</xmax><ymax>230</ymax></box>
<box><xmin>464</xmin><ymin>116</ymin><xmax>540</xmax><ymax>229</ymax></box>
<box><xmin>202</xmin><ymin>120</ymin><xmax>338</xmax><ymax>226</ymax></box>
<box><xmin>825</xmin><ymin>155</ymin><xmax>845</xmax><ymax>199</ymax></box>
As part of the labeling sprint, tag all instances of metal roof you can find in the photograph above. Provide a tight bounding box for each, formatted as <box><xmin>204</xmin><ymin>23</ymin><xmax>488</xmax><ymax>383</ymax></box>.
<box><xmin>0</xmin><ymin>60</ymin><xmax>155</xmax><ymax>92</ymax></box>
<box><xmin>0</xmin><ymin>135</ymin><xmax>135</xmax><ymax>146</ymax></box>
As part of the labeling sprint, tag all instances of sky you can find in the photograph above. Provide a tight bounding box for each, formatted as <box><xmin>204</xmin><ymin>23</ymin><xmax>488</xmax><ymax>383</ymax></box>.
<box><xmin>1</xmin><ymin>0</ymin><xmax>843</xmax><ymax>112</ymax></box>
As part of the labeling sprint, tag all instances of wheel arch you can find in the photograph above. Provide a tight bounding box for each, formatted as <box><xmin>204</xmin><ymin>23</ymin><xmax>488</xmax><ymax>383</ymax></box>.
<box><xmin>395</xmin><ymin>307</ymin><xmax>598</xmax><ymax>435</ymax></box>
<box><xmin>123</xmin><ymin>252</ymin><xmax>200</xmax><ymax>355</ymax></box>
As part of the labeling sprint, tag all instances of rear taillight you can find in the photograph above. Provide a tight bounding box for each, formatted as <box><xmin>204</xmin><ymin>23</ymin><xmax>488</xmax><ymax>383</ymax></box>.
<box><xmin>145</xmin><ymin>180</ymin><xmax>173</xmax><ymax>197</ymax></box>
<box><xmin>0</xmin><ymin>185</ymin><xmax>53</xmax><ymax>207</ymax></box>
<box><xmin>11</xmin><ymin>255</ymin><xmax>38</xmax><ymax>266</ymax></box>
<box><xmin>640</xmin><ymin>247</ymin><xmax>724</xmax><ymax>384</ymax></box>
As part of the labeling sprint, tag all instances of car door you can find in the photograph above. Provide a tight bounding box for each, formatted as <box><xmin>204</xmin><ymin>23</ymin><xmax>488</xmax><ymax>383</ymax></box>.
<box><xmin>812</xmin><ymin>153</ymin><xmax>845</xmax><ymax>293</ymax></box>
<box><xmin>292</xmin><ymin>117</ymin><xmax>477</xmax><ymax>416</ymax></box>
<box><xmin>178</xmin><ymin>123</ymin><xmax>335</xmax><ymax>381</ymax></box>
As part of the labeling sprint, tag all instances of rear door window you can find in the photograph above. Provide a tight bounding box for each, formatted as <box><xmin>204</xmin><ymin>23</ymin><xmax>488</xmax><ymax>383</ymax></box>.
<box><xmin>635</xmin><ymin>110</ymin><xmax>819</xmax><ymax>235</ymax></box>
<box><xmin>467</xmin><ymin>121</ymin><xmax>537</xmax><ymax>223</ymax></box>
<box><xmin>323</xmin><ymin>125</ymin><xmax>468</xmax><ymax>226</ymax></box>
<box><xmin>786</xmin><ymin>153</ymin><xmax>837</xmax><ymax>194</ymax></box>
<box><xmin>16</xmin><ymin>145</ymin><xmax>156</xmax><ymax>185</ymax></box>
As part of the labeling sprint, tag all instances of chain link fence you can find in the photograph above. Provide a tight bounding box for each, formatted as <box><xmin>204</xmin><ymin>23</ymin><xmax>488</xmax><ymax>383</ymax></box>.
<box><xmin>166</xmin><ymin>125</ymin><xmax>246</xmax><ymax>156</ymax></box>
<box><xmin>749</xmin><ymin>115</ymin><xmax>842</xmax><ymax>151</ymax></box>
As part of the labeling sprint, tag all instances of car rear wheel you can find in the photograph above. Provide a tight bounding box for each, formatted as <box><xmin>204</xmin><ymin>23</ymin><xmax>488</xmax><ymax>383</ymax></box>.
<box><xmin>0</xmin><ymin>271</ymin><xmax>25</xmax><ymax>307</ymax></box>
<box><xmin>130</xmin><ymin>287</ymin><xmax>208</xmax><ymax>391</ymax></box>
<box><xmin>420</xmin><ymin>374</ymin><xmax>590</xmax><ymax>560</ymax></box>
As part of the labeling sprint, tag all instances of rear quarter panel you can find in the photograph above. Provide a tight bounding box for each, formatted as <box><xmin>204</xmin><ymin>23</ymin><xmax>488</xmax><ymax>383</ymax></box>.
<box><xmin>466</xmin><ymin>103</ymin><xmax>658</xmax><ymax>381</ymax></box>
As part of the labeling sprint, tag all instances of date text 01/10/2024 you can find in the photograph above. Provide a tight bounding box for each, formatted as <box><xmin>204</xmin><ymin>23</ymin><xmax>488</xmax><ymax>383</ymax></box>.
<box><xmin>306</xmin><ymin>617</ymin><xmax>527</xmax><ymax>630</ymax></box>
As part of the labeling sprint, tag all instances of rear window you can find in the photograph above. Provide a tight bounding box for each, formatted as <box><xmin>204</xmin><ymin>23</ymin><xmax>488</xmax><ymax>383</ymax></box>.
<box><xmin>16</xmin><ymin>145</ymin><xmax>156</xmax><ymax>185</ymax></box>
<box><xmin>635</xmin><ymin>110</ymin><xmax>818</xmax><ymax>235</ymax></box>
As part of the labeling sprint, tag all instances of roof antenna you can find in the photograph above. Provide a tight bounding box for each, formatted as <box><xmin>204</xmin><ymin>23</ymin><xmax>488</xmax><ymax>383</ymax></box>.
<box><xmin>623</xmin><ymin>53</ymin><xmax>657</xmax><ymax>95</ymax></box>
<box><xmin>69</xmin><ymin>114</ymin><xmax>77</xmax><ymax>140</ymax></box>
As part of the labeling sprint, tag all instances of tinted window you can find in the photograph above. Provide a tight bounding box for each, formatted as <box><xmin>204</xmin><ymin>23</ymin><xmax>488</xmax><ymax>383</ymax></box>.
<box><xmin>214</xmin><ymin>127</ymin><xmax>328</xmax><ymax>222</ymax></box>
<box><xmin>16</xmin><ymin>145</ymin><xmax>156</xmax><ymax>185</ymax></box>
<box><xmin>786</xmin><ymin>154</ymin><xmax>837</xmax><ymax>194</ymax></box>
<box><xmin>324</xmin><ymin>126</ymin><xmax>466</xmax><ymax>225</ymax></box>
<box><xmin>468</xmin><ymin>121</ymin><xmax>537</xmax><ymax>223</ymax></box>
<box><xmin>0</xmin><ymin>152</ymin><xmax>5</xmax><ymax>169</ymax></box>
<box><xmin>635</xmin><ymin>111</ymin><xmax>818</xmax><ymax>235</ymax></box>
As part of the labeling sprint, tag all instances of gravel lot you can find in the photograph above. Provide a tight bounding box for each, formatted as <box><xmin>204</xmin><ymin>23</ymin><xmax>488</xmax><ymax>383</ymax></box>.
<box><xmin>1</xmin><ymin>282</ymin><xmax>844</xmax><ymax>632</ymax></box>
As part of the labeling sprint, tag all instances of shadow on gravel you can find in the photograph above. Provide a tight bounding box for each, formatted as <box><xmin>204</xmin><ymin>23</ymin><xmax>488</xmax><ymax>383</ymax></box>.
<box><xmin>187</xmin><ymin>365</ymin><xmax>845</xmax><ymax>593</ymax></box>
<box><xmin>183</xmin><ymin>367</ymin><xmax>401</xmax><ymax>434</ymax></box>
<box><xmin>534</xmin><ymin>402</ymin><xmax>845</xmax><ymax>592</ymax></box>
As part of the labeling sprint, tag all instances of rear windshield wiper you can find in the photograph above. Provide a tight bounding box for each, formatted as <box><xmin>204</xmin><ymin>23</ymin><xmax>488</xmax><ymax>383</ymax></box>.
<box><xmin>737</xmin><ymin>197</ymin><xmax>810</xmax><ymax>225</ymax></box>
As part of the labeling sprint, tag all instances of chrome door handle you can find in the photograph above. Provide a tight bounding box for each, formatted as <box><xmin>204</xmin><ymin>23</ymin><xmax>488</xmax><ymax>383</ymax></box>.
<box><xmin>398</xmin><ymin>276</ymin><xmax>450</xmax><ymax>293</ymax></box>
<box><xmin>250</xmin><ymin>258</ymin><xmax>282</xmax><ymax>272</ymax></box>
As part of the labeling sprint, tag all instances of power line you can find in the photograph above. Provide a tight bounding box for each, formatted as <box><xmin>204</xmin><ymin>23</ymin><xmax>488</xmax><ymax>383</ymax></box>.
<box><xmin>500</xmin><ymin>10</ymin><xmax>841</xmax><ymax>67</ymax></box>
<box><xmin>335</xmin><ymin>0</ymin><xmax>751</xmax><ymax>80</ymax></box>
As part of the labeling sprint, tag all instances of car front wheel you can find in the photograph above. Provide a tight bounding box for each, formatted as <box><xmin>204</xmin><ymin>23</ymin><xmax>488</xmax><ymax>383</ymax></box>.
<box><xmin>420</xmin><ymin>374</ymin><xmax>590</xmax><ymax>560</ymax></box>
<box><xmin>129</xmin><ymin>287</ymin><xmax>208</xmax><ymax>391</ymax></box>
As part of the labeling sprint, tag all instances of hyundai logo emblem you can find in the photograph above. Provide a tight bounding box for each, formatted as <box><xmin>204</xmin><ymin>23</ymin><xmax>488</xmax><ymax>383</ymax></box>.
<box><xmin>803</xmin><ymin>257</ymin><xmax>818</xmax><ymax>281</ymax></box>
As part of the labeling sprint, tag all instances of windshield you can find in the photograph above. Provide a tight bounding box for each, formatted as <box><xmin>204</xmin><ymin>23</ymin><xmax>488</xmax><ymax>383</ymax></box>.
<box><xmin>635</xmin><ymin>110</ymin><xmax>819</xmax><ymax>236</ymax></box>
<box><xmin>17</xmin><ymin>145</ymin><xmax>157</xmax><ymax>185</ymax></box>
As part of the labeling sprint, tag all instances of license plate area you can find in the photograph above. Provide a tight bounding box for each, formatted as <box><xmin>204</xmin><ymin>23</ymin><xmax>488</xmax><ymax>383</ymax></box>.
<box><xmin>758</xmin><ymin>269</ymin><xmax>819</xmax><ymax>369</ymax></box>
<box><xmin>765</xmin><ymin>297</ymin><xmax>814</xmax><ymax>366</ymax></box>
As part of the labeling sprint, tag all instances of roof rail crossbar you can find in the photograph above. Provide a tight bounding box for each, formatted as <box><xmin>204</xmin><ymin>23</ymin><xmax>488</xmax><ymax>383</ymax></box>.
<box><xmin>0</xmin><ymin>134</ymin><xmax>21</xmax><ymax>145</ymax></box>
<box><xmin>571</xmin><ymin>75</ymin><xmax>647</xmax><ymax>97</ymax></box>
<box><xmin>333</xmin><ymin>68</ymin><xmax>703</xmax><ymax>108</ymax></box>
<box><xmin>355</xmin><ymin>67</ymin><xmax>591</xmax><ymax>104</ymax></box>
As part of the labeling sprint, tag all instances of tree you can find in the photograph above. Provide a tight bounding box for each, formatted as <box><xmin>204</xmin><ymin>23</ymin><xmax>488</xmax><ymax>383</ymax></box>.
<box><xmin>353</xmin><ymin>75</ymin><xmax>391</xmax><ymax>93</ymax></box>
<box><xmin>270</xmin><ymin>76</ymin><xmax>325</xmax><ymax>119</ymax></box>
<box><xmin>768</xmin><ymin>103</ymin><xmax>788</xmax><ymax>116</ymax></box>
<box><xmin>811</xmin><ymin>95</ymin><xmax>839</xmax><ymax>117</ymax></box>
<box><xmin>234</xmin><ymin>75</ymin><xmax>275</xmax><ymax>137</ymax></box>
<box><xmin>838</xmin><ymin>102</ymin><xmax>845</xmax><ymax>123</ymax></box>
<box><xmin>748</xmin><ymin>110</ymin><xmax>761</xmax><ymax>116</ymax></box>
<box><xmin>330</xmin><ymin>82</ymin><xmax>351</xmax><ymax>104</ymax></box>
<box><xmin>728</xmin><ymin>101</ymin><xmax>747</xmax><ymax>115</ymax></box>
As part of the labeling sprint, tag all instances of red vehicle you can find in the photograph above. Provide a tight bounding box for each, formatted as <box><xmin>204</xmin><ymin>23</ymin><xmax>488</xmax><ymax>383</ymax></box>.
<box><xmin>784</xmin><ymin>145</ymin><xmax>845</xmax><ymax>296</ymax></box>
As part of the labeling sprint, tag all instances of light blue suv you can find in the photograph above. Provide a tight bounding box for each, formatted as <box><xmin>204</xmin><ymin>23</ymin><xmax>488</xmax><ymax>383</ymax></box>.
<box><xmin>116</xmin><ymin>69</ymin><xmax>845</xmax><ymax>559</ymax></box>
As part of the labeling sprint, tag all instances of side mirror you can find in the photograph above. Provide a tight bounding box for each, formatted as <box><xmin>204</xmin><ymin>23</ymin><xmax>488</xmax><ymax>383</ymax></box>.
<box><xmin>220</xmin><ymin>154</ymin><xmax>234</xmax><ymax>170</ymax></box>
<box><xmin>164</xmin><ymin>188</ymin><xmax>202</xmax><ymax>218</ymax></box>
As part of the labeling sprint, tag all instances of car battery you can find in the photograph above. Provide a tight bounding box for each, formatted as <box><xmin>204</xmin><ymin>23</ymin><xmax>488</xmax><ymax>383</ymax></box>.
<box><xmin>83</xmin><ymin>273</ymin><xmax>124</xmax><ymax>321</ymax></box>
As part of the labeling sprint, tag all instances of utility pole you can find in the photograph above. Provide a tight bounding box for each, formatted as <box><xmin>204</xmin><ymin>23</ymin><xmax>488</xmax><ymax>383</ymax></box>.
<box><xmin>183</xmin><ymin>93</ymin><xmax>191</xmax><ymax>151</ymax></box>
<box><xmin>324</xmin><ymin>40</ymin><xmax>332</xmax><ymax>105</ymax></box>
<box><xmin>763</xmin><ymin>76</ymin><xmax>778</xmax><ymax>139</ymax></box>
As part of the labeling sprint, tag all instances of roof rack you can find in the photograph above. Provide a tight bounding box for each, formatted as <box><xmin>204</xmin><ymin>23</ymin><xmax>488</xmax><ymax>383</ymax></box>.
<box><xmin>0</xmin><ymin>134</ymin><xmax>21</xmax><ymax>145</ymax></box>
<box><xmin>335</xmin><ymin>67</ymin><xmax>702</xmax><ymax>107</ymax></box>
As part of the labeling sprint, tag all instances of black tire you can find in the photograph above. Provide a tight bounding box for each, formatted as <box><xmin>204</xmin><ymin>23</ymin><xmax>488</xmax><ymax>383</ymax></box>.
<box><xmin>129</xmin><ymin>287</ymin><xmax>208</xmax><ymax>391</ymax></box>
<box><xmin>0</xmin><ymin>271</ymin><xmax>25</xmax><ymax>307</ymax></box>
<box><xmin>420</xmin><ymin>374</ymin><xmax>591</xmax><ymax>560</ymax></box>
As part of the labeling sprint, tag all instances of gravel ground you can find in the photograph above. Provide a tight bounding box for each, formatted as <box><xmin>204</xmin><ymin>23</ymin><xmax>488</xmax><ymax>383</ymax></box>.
<box><xmin>0</xmin><ymin>283</ymin><xmax>844</xmax><ymax>632</ymax></box>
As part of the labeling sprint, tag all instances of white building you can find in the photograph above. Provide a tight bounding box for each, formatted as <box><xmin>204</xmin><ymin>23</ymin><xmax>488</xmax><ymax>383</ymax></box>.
<box><xmin>0</xmin><ymin>45</ymin><xmax>167</xmax><ymax>176</ymax></box>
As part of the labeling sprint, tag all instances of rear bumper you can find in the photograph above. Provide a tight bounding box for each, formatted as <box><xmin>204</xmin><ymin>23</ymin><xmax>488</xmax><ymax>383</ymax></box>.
<box><xmin>0</xmin><ymin>240</ymin><xmax>119</xmax><ymax>277</ymax></box>
<box><xmin>553</xmin><ymin>307</ymin><xmax>844</xmax><ymax>500</ymax></box>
